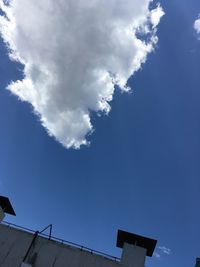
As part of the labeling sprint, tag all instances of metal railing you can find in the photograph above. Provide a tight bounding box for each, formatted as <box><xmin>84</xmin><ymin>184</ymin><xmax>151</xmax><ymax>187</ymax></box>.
<box><xmin>2</xmin><ymin>221</ymin><xmax>120</xmax><ymax>262</ymax></box>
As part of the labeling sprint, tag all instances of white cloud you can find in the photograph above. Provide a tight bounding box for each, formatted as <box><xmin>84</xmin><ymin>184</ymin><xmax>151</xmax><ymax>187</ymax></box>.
<box><xmin>158</xmin><ymin>246</ymin><xmax>171</xmax><ymax>255</ymax></box>
<box><xmin>153</xmin><ymin>245</ymin><xmax>171</xmax><ymax>259</ymax></box>
<box><xmin>0</xmin><ymin>0</ymin><xmax>164</xmax><ymax>149</ymax></box>
<box><xmin>153</xmin><ymin>252</ymin><xmax>161</xmax><ymax>258</ymax></box>
<box><xmin>194</xmin><ymin>16</ymin><xmax>200</xmax><ymax>36</ymax></box>
<box><xmin>150</xmin><ymin>4</ymin><xmax>164</xmax><ymax>29</ymax></box>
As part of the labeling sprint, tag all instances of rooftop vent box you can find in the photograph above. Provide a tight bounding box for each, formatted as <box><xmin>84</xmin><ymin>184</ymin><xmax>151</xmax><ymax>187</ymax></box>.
<box><xmin>0</xmin><ymin>196</ymin><xmax>16</xmax><ymax>222</ymax></box>
<box><xmin>116</xmin><ymin>230</ymin><xmax>157</xmax><ymax>257</ymax></box>
<box><xmin>0</xmin><ymin>206</ymin><xmax>5</xmax><ymax>221</ymax></box>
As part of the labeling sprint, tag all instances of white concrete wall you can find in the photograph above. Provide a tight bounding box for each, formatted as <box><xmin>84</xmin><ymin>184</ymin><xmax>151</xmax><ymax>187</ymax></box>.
<box><xmin>120</xmin><ymin>243</ymin><xmax>146</xmax><ymax>267</ymax></box>
<box><xmin>0</xmin><ymin>224</ymin><xmax>122</xmax><ymax>267</ymax></box>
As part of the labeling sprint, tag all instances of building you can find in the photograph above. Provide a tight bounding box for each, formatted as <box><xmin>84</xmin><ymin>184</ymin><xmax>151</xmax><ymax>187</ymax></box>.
<box><xmin>195</xmin><ymin>258</ymin><xmax>200</xmax><ymax>267</ymax></box>
<box><xmin>0</xmin><ymin>196</ymin><xmax>157</xmax><ymax>267</ymax></box>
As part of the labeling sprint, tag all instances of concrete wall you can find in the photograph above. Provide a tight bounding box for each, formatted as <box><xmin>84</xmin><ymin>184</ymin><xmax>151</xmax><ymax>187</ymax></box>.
<box><xmin>121</xmin><ymin>243</ymin><xmax>146</xmax><ymax>267</ymax></box>
<box><xmin>0</xmin><ymin>224</ymin><xmax>122</xmax><ymax>267</ymax></box>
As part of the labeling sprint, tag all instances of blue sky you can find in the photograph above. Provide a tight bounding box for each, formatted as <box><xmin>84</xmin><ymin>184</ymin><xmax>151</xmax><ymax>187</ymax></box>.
<box><xmin>0</xmin><ymin>0</ymin><xmax>200</xmax><ymax>266</ymax></box>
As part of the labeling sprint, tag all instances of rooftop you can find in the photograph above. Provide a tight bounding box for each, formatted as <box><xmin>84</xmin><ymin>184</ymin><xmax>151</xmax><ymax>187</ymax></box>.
<box><xmin>1</xmin><ymin>221</ymin><xmax>120</xmax><ymax>262</ymax></box>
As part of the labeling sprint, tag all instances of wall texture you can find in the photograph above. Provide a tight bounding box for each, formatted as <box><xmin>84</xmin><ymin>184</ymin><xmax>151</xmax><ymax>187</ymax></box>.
<box><xmin>0</xmin><ymin>224</ymin><xmax>122</xmax><ymax>267</ymax></box>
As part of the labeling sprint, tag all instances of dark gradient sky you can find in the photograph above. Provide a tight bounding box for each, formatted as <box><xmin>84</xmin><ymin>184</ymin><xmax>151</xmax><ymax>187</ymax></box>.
<box><xmin>0</xmin><ymin>1</ymin><xmax>200</xmax><ymax>266</ymax></box>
